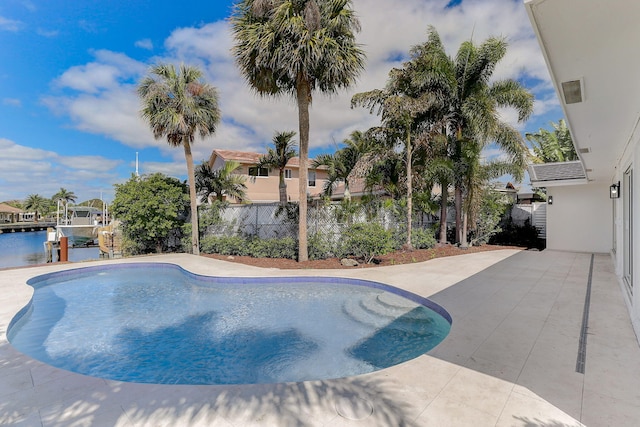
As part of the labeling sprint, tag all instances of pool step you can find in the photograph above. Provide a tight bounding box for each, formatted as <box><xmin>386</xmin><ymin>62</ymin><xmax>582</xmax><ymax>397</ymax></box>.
<box><xmin>343</xmin><ymin>293</ymin><xmax>429</xmax><ymax>329</ymax></box>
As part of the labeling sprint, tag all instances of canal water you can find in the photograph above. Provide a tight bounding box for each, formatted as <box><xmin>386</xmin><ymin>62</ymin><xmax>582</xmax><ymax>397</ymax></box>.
<box><xmin>0</xmin><ymin>230</ymin><xmax>99</xmax><ymax>270</ymax></box>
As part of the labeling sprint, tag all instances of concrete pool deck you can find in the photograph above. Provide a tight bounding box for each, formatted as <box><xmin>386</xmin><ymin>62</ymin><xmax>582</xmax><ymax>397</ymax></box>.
<box><xmin>1</xmin><ymin>249</ymin><xmax>639</xmax><ymax>426</ymax></box>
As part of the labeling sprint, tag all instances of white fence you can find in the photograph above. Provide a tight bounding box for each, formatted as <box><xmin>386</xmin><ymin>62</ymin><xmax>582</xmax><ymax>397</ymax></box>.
<box><xmin>511</xmin><ymin>202</ymin><xmax>547</xmax><ymax>238</ymax></box>
<box><xmin>204</xmin><ymin>201</ymin><xmax>547</xmax><ymax>240</ymax></box>
<box><xmin>205</xmin><ymin>202</ymin><xmax>435</xmax><ymax>240</ymax></box>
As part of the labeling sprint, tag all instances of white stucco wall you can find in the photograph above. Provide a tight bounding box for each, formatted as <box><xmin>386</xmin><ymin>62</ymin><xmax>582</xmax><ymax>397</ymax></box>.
<box><xmin>546</xmin><ymin>182</ymin><xmax>612</xmax><ymax>253</ymax></box>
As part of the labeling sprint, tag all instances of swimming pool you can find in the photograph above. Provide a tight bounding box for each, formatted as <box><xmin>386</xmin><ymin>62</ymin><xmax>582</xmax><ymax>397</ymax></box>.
<box><xmin>8</xmin><ymin>263</ymin><xmax>451</xmax><ymax>385</ymax></box>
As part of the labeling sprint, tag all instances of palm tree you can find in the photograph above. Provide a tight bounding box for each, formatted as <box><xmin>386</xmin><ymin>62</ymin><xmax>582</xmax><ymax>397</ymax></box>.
<box><xmin>256</xmin><ymin>131</ymin><xmax>297</xmax><ymax>204</ymax></box>
<box><xmin>231</xmin><ymin>0</ymin><xmax>366</xmax><ymax>261</ymax></box>
<box><xmin>24</xmin><ymin>194</ymin><xmax>49</xmax><ymax>223</ymax></box>
<box><xmin>313</xmin><ymin>130</ymin><xmax>373</xmax><ymax>201</ymax></box>
<box><xmin>527</xmin><ymin>119</ymin><xmax>577</xmax><ymax>163</ymax></box>
<box><xmin>52</xmin><ymin>188</ymin><xmax>77</xmax><ymax>205</ymax></box>
<box><xmin>410</xmin><ymin>27</ymin><xmax>533</xmax><ymax>245</ymax></box>
<box><xmin>195</xmin><ymin>160</ymin><xmax>248</xmax><ymax>203</ymax></box>
<box><xmin>138</xmin><ymin>63</ymin><xmax>221</xmax><ymax>256</ymax></box>
<box><xmin>352</xmin><ymin>65</ymin><xmax>442</xmax><ymax>249</ymax></box>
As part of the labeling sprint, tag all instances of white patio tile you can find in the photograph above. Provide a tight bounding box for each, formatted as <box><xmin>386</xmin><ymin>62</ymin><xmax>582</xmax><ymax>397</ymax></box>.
<box><xmin>0</xmin><ymin>250</ymin><xmax>638</xmax><ymax>426</ymax></box>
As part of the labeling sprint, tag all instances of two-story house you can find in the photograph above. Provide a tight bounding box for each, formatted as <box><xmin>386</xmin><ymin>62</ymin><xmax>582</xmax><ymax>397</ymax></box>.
<box><xmin>207</xmin><ymin>149</ymin><xmax>330</xmax><ymax>203</ymax></box>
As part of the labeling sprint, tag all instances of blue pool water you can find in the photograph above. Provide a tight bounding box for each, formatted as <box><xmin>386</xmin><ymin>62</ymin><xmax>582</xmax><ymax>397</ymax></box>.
<box><xmin>8</xmin><ymin>263</ymin><xmax>451</xmax><ymax>385</ymax></box>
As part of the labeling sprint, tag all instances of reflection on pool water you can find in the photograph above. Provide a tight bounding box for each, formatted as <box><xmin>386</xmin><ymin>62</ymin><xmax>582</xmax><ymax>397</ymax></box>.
<box><xmin>8</xmin><ymin>263</ymin><xmax>451</xmax><ymax>385</ymax></box>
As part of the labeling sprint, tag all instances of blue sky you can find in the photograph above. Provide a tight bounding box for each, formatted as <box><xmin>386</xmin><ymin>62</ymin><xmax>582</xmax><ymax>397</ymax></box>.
<box><xmin>0</xmin><ymin>0</ymin><xmax>562</xmax><ymax>203</ymax></box>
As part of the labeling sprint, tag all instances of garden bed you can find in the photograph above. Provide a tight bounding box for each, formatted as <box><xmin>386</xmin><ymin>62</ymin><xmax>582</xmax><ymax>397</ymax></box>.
<box><xmin>201</xmin><ymin>243</ymin><xmax>524</xmax><ymax>269</ymax></box>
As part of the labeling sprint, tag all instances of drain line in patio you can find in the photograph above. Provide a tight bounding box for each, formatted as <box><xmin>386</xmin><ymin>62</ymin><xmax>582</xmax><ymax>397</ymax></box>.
<box><xmin>576</xmin><ymin>253</ymin><xmax>594</xmax><ymax>374</ymax></box>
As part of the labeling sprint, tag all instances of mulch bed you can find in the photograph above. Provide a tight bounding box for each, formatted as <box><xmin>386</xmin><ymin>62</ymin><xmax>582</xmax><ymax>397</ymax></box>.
<box><xmin>201</xmin><ymin>243</ymin><xmax>523</xmax><ymax>269</ymax></box>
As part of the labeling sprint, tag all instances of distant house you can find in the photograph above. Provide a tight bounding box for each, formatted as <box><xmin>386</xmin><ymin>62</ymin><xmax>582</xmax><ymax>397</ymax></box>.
<box><xmin>207</xmin><ymin>149</ymin><xmax>330</xmax><ymax>203</ymax></box>
<box><xmin>0</xmin><ymin>203</ymin><xmax>24</xmax><ymax>223</ymax></box>
<box><xmin>330</xmin><ymin>178</ymin><xmax>388</xmax><ymax>201</ymax></box>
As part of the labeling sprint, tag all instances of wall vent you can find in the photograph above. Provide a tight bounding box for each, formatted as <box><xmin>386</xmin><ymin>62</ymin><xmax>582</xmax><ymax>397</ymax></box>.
<box><xmin>562</xmin><ymin>79</ymin><xmax>583</xmax><ymax>104</ymax></box>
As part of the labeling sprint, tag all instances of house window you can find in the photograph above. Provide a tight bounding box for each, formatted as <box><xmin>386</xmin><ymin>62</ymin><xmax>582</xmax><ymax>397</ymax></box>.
<box><xmin>308</xmin><ymin>170</ymin><xmax>316</xmax><ymax>187</ymax></box>
<box><xmin>248</xmin><ymin>166</ymin><xmax>269</xmax><ymax>177</ymax></box>
<box><xmin>285</xmin><ymin>169</ymin><xmax>292</xmax><ymax>179</ymax></box>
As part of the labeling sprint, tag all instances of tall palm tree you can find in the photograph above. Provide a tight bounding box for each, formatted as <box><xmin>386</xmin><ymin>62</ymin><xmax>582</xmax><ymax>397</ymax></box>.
<box><xmin>256</xmin><ymin>131</ymin><xmax>297</xmax><ymax>204</ymax></box>
<box><xmin>527</xmin><ymin>119</ymin><xmax>577</xmax><ymax>163</ymax></box>
<box><xmin>231</xmin><ymin>0</ymin><xmax>366</xmax><ymax>261</ymax></box>
<box><xmin>138</xmin><ymin>63</ymin><xmax>221</xmax><ymax>256</ymax></box>
<box><xmin>24</xmin><ymin>194</ymin><xmax>49</xmax><ymax>223</ymax></box>
<box><xmin>195</xmin><ymin>160</ymin><xmax>248</xmax><ymax>203</ymax></box>
<box><xmin>410</xmin><ymin>27</ymin><xmax>533</xmax><ymax>245</ymax></box>
<box><xmin>352</xmin><ymin>65</ymin><xmax>441</xmax><ymax>249</ymax></box>
<box><xmin>313</xmin><ymin>130</ymin><xmax>373</xmax><ymax>201</ymax></box>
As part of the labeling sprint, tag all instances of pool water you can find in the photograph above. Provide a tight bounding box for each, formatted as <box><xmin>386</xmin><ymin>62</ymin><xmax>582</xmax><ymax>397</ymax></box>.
<box><xmin>8</xmin><ymin>263</ymin><xmax>451</xmax><ymax>385</ymax></box>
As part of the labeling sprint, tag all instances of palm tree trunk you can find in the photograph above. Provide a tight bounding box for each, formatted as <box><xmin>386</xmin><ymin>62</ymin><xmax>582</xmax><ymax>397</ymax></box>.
<box><xmin>461</xmin><ymin>210</ymin><xmax>469</xmax><ymax>248</ymax></box>
<box><xmin>183</xmin><ymin>138</ymin><xmax>200</xmax><ymax>256</ymax></box>
<box><xmin>439</xmin><ymin>183</ymin><xmax>448</xmax><ymax>243</ymax></box>
<box><xmin>405</xmin><ymin>128</ymin><xmax>413</xmax><ymax>250</ymax></box>
<box><xmin>296</xmin><ymin>77</ymin><xmax>310</xmax><ymax>262</ymax></box>
<box><xmin>279</xmin><ymin>169</ymin><xmax>287</xmax><ymax>204</ymax></box>
<box><xmin>455</xmin><ymin>185</ymin><xmax>463</xmax><ymax>244</ymax></box>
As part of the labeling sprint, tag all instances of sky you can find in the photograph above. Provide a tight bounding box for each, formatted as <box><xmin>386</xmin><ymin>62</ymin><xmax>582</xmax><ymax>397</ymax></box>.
<box><xmin>0</xmin><ymin>0</ymin><xmax>562</xmax><ymax>203</ymax></box>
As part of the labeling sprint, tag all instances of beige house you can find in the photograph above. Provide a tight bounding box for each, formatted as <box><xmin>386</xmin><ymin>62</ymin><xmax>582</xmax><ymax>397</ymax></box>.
<box><xmin>208</xmin><ymin>149</ymin><xmax>330</xmax><ymax>203</ymax></box>
<box><xmin>0</xmin><ymin>202</ymin><xmax>24</xmax><ymax>223</ymax></box>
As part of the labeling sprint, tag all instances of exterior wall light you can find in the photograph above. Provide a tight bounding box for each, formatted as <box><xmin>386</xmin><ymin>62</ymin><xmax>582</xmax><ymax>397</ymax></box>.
<box><xmin>610</xmin><ymin>182</ymin><xmax>620</xmax><ymax>199</ymax></box>
<box><xmin>548</xmin><ymin>195</ymin><xmax>553</xmax><ymax>205</ymax></box>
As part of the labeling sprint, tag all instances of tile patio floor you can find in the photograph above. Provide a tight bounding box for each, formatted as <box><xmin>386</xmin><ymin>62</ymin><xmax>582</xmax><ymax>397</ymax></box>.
<box><xmin>1</xmin><ymin>249</ymin><xmax>638</xmax><ymax>426</ymax></box>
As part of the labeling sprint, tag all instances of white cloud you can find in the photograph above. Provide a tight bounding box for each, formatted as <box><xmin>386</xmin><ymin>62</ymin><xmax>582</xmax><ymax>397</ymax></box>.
<box><xmin>37</xmin><ymin>28</ymin><xmax>59</xmax><ymax>38</ymax></box>
<box><xmin>35</xmin><ymin>0</ymin><xmax>561</xmax><ymax>197</ymax></box>
<box><xmin>135</xmin><ymin>39</ymin><xmax>153</xmax><ymax>50</ymax></box>
<box><xmin>141</xmin><ymin>161</ymin><xmax>188</xmax><ymax>177</ymax></box>
<box><xmin>0</xmin><ymin>16</ymin><xmax>22</xmax><ymax>32</ymax></box>
<box><xmin>54</xmin><ymin>50</ymin><xmax>145</xmax><ymax>93</ymax></box>
<box><xmin>0</xmin><ymin>138</ymin><xmax>122</xmax><ymax>202</ymax></box>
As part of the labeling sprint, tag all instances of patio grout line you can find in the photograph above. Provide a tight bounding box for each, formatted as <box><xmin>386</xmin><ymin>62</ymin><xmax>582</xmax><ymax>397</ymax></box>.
<box><xmin>575</xmin><ymin>254</ymin><xmax>594</xmax><ymax>374</ymax></box>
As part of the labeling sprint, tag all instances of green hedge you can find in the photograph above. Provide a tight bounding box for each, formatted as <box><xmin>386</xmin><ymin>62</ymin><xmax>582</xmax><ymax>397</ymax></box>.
<box><xmin>201</xmin><ymin>225</ymin><xmax>438</xmax><ymax>261</ymax></box>
<box><xmin>200</xmin><ymin>235</ymin><xmax>297</xmax><ymax>259</ymax></box>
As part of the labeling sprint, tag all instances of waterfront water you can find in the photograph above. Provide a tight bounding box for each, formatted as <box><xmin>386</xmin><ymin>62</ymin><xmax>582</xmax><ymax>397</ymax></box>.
<box><xmin>0</xmin><ymin>230</ymin><xmax>99</xmax><ymax>269</ymax></box>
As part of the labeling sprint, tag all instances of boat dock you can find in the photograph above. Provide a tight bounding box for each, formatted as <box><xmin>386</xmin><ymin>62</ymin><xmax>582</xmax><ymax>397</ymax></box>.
<box><xmin>0</xmin><ymin>222</ymin><xmax>55</xmax><ymax>233</ymax></box>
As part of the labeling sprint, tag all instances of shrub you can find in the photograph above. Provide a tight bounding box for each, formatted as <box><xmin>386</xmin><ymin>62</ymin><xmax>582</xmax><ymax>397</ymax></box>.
<box><xmin>342</xmin><ymin>223</ymin><xmax>395</xmax><ymax>263</ymax></box>
<box><xmin>246</xmin><ymin>237</ymin><xmax>297</xmax><ymax>259</ymax></box>
<box><xmin>490</xmin><ymin>218</ymin><xmax>544</xmax><ymax>249</ymax></box>
<box><xmin>201</xmin><ymin>235</ymin><xmax>298</xmax><ymax>259</ymax></box>
<box><xmin>411</xmin><ymin>227</ymin><xmax>437</xmax><ymax>249</ymax></box>
<box><xmin>200</xmin><ymin>235</ymin><xmax>246</xmax><ymax>255</ymax></box>
<box><xmin>111</xmin><ymin>173</ymin><xmax>189</xmax><ymax>254</ymax></box>
<box><xmin>308</xmin><ymin>233</ymin><xmax>337</xmax><ymax>260</ymax></box>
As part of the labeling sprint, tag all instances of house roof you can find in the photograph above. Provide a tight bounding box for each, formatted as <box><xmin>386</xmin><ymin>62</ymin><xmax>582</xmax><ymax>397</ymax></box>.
<box><xmin>525</xmin><ymin>0</ymin><xmax>640</xmax><ymax>184</ymax></box>
<box><xmin>528</xmin><ymin>161</ymin><xmax>587</xmax><ymax>187</ymax></box>
<box><xmin>0</xmin><ymin>203</ymin><xmax>23</xmax><ymax>214</ymax></box>
<box><xmin>209</xmin><ymin>149</ymin><xmax>327</xmax><ymax>169</ymax></box>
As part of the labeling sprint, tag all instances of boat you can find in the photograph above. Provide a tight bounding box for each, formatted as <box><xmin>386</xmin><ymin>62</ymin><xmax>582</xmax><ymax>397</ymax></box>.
<box><xmin>56</xmin><ymin>206</ymin><xmax>103</xmax><ymax>247</ymax></box>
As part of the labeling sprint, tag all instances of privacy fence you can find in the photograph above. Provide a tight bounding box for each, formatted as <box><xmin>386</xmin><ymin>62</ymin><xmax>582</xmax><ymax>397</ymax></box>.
<box><xmin>201</xmin><ymin>201</ymin><xmax>547</xmax><ymax>241</ymax></box>
<box><xmin>202</xmin><ymin>202</ymin><xmax>437</xmax><ymax>241</ymax></box>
